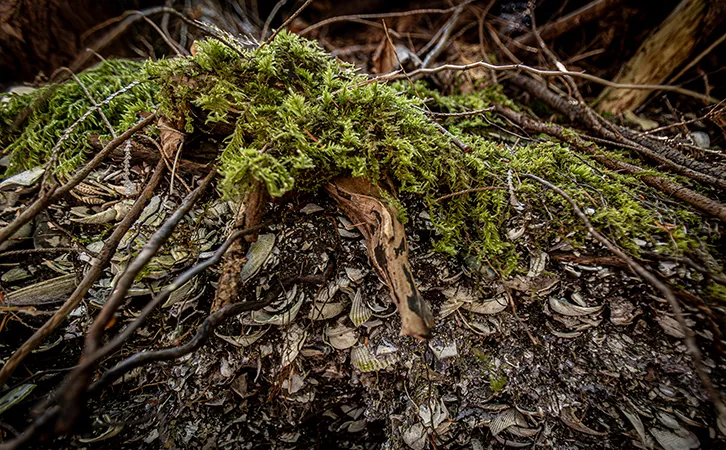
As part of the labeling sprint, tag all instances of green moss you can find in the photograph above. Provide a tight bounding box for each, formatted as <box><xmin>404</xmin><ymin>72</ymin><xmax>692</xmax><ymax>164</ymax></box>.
<box><xmin>0</xmin><ymin>60</ymin><xmax>158</xmax><ymax>176</ymax></box>
<box><xmin>489</xmin><ymin>373</ymin><xmax>507</xmax><ymax>392</ymax></box>
<box><xmin>2</xmin><ymin>31</ymin><xmax>717</xmax><ymax>277</ymax></box>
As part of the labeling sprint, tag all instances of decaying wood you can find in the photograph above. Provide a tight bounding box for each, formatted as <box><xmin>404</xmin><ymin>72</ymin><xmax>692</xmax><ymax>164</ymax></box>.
<box><xmin>326</xmin><ymin>176</ymin><xmax>434</xmax><ymax>340</ymax></box>
<box><xmin>211</xmin><ymin>180</ymin><xmax>267</xmax><ymax>312</ymax></box>
<box><xmin>597</xmin><ymin>0</ymin><xmax>724</xmax><ymax>114</ymax></box>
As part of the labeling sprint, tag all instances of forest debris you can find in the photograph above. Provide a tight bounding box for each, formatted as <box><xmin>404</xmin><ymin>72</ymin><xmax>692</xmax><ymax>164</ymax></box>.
<box><xmin>597</xmin><ymin>0</ymin><xmax>722</xmax><ymax>113</ymax></box>
<box><xmin>326</xmin><ymin>322</ymin><xmax>359</xmax><ymax>350</ymax></box>
<box><xmin>4</xmin><ymin>273</ymin><xmax>78</xmax><ymax>306</ymax></box>
<box><xmin>350</xmin><ymin>346</ymin><xmax>389</xmax><ymax>372</ymax></box>
<box><xmin>239</xmin><ymin>233</ymin><xmax>276</xmax><ymax>282</ymax></box>
<box><xmin>0</xmin><ymin>384</ymin><xmax>35</xmax><ymax>415</ymax></box>
<box><xmin>349</xmin><ymin>289</ymin><xmax>373</xmax><ymax>326</ymax></box>
<box><xmin>326</xmin><ymin>176</ymin><xmax>434</xmax><ymax>340</ymax></box>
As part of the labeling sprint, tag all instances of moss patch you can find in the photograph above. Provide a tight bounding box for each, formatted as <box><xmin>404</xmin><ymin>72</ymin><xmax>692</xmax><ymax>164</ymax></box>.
<box><xmin>0</xmin><ymin>60</ymin><xmax>158</xmax><ymax>175</ymax></box>
<box><xmin>1</xmin><ymin>31</ymin><xmax>717</xmax><ymax>276</ymax></box>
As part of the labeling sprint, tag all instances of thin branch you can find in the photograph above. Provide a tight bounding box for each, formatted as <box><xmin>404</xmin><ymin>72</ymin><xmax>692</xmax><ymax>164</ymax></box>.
<box><xmin>298</xmin><ymin>2</ymin><xmax>471</xmax><ymax>36</ymax></box>
<box><xmin>261</xmin><ymin>0</ymin><xmax>287</xmax><ymax>40</ymax></box>
<box><xmin>433</xmin><ymin>186</ymin><xmax>504</xmax><ymax>202</ymax></box>
<box><xmin>55</xmin><ymin>168</ymin><xmax>216</xmax><ymax>434</ymax></box>
<box><xmin>263</xmin><ymin>0</ymin><xmax>315</xmax><ymax>46</ymax></box>
<box><xmin>0</xmin><ymin>159</ymin><xmax>167</xmax><ymax>387</ymax></box>
<box><xmin>0</xmin><ymin>114</ymin><xmax>156</xmax><ymax>247</ymax></box>
<box><xmin>376</xmin><ymin>60</ymin><xmax>722</xmax><ymax>105</ymax></box>
<box><xmin>522</xmin><ymin>173</ymin><xmax>726</xmax><ymax>421</ymax></box>
<box><xmin>73</xmin><ymin>223</ymin><xmax>270</xmax><ymax>379</ymax></box>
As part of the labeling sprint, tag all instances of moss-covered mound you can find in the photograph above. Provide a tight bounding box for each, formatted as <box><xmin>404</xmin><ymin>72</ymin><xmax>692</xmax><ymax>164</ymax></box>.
<box><xmin>0</xmin><ymin>31</ymin><xmax>711</xmax><ymax>274</ymax></box>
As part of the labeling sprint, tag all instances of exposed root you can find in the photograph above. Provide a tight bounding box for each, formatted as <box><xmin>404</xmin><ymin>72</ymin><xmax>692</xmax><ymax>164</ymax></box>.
<box><xmin>0</xmin><ymin>158</ymin><xmax>167</xmax><ymax>387</ymax></box>
<box><xmin>212</xmin><ymin>181</ymin><xmax>268</xmax><ymax>312</ymax></box>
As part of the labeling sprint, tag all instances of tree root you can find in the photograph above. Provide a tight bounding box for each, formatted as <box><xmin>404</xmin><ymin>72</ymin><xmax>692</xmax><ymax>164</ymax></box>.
<box><xmin>212</xmin><ymin>181</ymin><xmax>267</xmax><ymax>312</ymax></box>
<box><xmin>0</xmin><ymin>158</ymin><xmax>167</xmax><ymax>387</ymax></box>
<box><xmin>53</xmin><ymin>168</ymin><xmax>216</xmax><ymax>435</ymax></box>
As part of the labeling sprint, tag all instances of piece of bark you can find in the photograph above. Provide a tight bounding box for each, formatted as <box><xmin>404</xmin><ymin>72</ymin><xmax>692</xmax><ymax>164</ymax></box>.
<box><xmin>597</xmin><ymin>0</ymin><xmax>724</xmax><ymax>114</ymax></box>
<box><xmin>211</xmin><ymin>181</ymin><xmax>267</xmax><ymax>312</ymax></box>
<box><xmin>326</xmin><ymin>176</ymin><xmax>434</xmax><ymax>340</ymax></box>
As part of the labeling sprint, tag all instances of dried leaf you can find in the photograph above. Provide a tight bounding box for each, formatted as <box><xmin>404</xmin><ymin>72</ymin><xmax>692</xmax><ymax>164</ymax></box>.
<box><xmin>549</xmin><ymin>297</ymin><xmax>603</xmax><ymax>317</ymax></box>
<box><xmin>462</xmin><ymin>295</ymin><xmax>509</xmax><ymax>315</ymax></box>
<box><xmin>327</xmin><ymin>177</ymin><xmax>433</xmax><ymax>339</ymax></box>
<box><xmin>349</xmin><ymin>289</ymin><xmax>372</xmax><ymax>326</ymax></box>
<box><xmin>0</xmin><ymin>384</ymin><xmax>35</xmax><ymax>415</ymax></box>
<box><xmin>326</xmin><ymin>323</ymin><xmax>359</xmax><ymax>350</ymax></box>
<box><xmin>240</xmin><ymin>233</ymin><xmax>276</xmax><ymax>283</ymax></box>
<box><xmin>490</xmin><ymin>408</ymin><xmax>528</xmax><ymax>436</ymax></box>
<box><xmin>350</xmin><ymin>346</ymin><xmax>389</xmax><ymax>372</ymax></box>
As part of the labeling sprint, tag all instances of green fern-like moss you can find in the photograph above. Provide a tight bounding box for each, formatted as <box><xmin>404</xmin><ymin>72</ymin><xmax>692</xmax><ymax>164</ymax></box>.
<box><xmin>2</xmin><ymin>31</ymin><xmax>717</xmax><ymax>276</ymax></box>
<box><xmin>0</xmin><ymin>59</ymin><xmax>158</xmax><ymax>176</ymax></box>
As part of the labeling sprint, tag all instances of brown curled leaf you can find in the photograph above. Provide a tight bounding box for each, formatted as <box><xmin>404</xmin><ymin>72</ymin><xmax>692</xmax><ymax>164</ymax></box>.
<box><xmin>326</xmin><ymin>176</ymin><xmax>434</xmax><ymax>340</ymax></box>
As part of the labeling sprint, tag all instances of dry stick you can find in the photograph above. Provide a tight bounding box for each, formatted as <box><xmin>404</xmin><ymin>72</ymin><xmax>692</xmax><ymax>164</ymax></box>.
<box><xmin>420</xmin><ymin>5</ymin><xmax>465</xmax><ymax>68</ymax></box>
<box><xmin>377</xmin><ymin>60</ymin><xmax>721</xmax><ymax>105</ymax></box>
<box><xmin>522</xmin><ymin>173</ymin><xmax>726</xmax><ymax>420</ymax></box>
<box><xmin>508</xmin><ymin>75</ymin><xmax>726</xmax><ymax>189</ymax></box>
<box><xmin>0</xmin><ymin>114</ymin><xmax>156</xmax><ymax>247</ymax></box>
<box><xmin>1</xmin><ymin>271</ymin><xmax>329</xmax><ymax>450</ymax></box>
<box><xmin>56</xmin><ymin>68</ymin><xmax>117</xmax><ymax>139</ymax></box>
<box><xmin>74</xmin><ymin>224</ymin><xmax>269</xmax><ymax>379</ymax></box>
<box><xmin>55</xmin><ymin>168</ymin><xmax>216</xmax><ymax>434</ymax></box>
<box><xmin>433</xmin><ymin>186</ymin><xmax>504</xmax><ymax>202</ymax></box>
<box><xmin>0</xmin><ymin>159</ymin><xmax>167</xmax><ymax>387</ymax></box>
<box><xmin>262</xmin><ymin>0</ymin><xmax>315</xmax><ymax>46</ymax></box>
<box><xmin>261</xmin><ymin>0</ymin><xmax>287</xmax><ymax>40</ymax></box>
<box><xmin>298</xmin><ymin>2</ymin><xmax>470</xmax><ymax>36</ymax></box>
<box><xmin>496</xmin><ymin>105</ymin><xmax>726</xmax><ymax>222</ymax></box>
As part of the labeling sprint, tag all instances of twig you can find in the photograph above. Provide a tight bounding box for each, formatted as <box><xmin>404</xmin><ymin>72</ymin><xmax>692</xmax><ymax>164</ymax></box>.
<box><xmin>421</xmin><ymin>5</ymin><xmax>465</xmax><ymax>68</ymax></box>
<box><xmin>298</xmin><ymin>2</ymin><xmax>471</xmax><ymax>36</ymax></box>
<box><xmin>70</xmin><ymin>223</ymin><xmax>270</xmax><ymax>381</ymax></box>
<box><xmin>376</xmin><ymin>61</ymin><xmax>721</xmax><ymax>105</ymax></box>
<box><xmin>0</xmin><ymin>114</ymin><xmax>156</xmax><ymax>247</ymax></box>
<box><xmin>262</xmin><ymin>0</ymin><xmax>315</xmax><ymax>46</ymax></box>
<box><xmin>523</xmin><ymin>173</ymin><xmax>725</xmax><ymax>421</ymax></box>
<box><xmin>508</xmin><ymin>75</ymin><xmax>726</xmax><ymax>189</ymax></box>
<box><xmin>55</xmin><ymin>168</ymin><xmax>216</xmax><ymax>434</ymax></box>
<box><xmin>434</xmin><ymin>186</ymin><xmax>504</xmax><ymax>202</ymax></box>
<box><xmin>430</xmin><ymin>121</ymin><xmax>472</xmax><ymax>152</ymax></box>
<box><xmin>0</xmin><ymin>158</ymin><xmax>167</xmax><ymax>387</ymax></box>
<box><xmin>422</xmin><ymin>106</ymin><xmax>494</xmax><ymax>117</ymax></box>
<box><xmin>0</xmin><ymin>247</ymin><xmax>79</xmax><ymax>258</ymax></box>
<box><xmin>261</xmin><ymin>0</ymin><xmax>287</xmax><ymax>40</ymax></box>
<box><xmin>55</xmin><ymin>68</ymin><xmax>117</xmax><ymax>139</ymax></box>
<box><xmin>496</xmin><ymin>105</ymin><xmax>726</xmax><ymax>221</ymax></box>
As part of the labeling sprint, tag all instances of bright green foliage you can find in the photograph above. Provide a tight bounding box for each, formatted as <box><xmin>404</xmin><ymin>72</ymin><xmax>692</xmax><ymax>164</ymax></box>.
<box><xmin>0</xmin><ymin>60</ymin><xmax>158</xmax><ymax>175</ymax></box>
<box><xmin>1</xmin><ymin>31</ymin><xmax>714</xmax><ymax>275</ymax></box>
